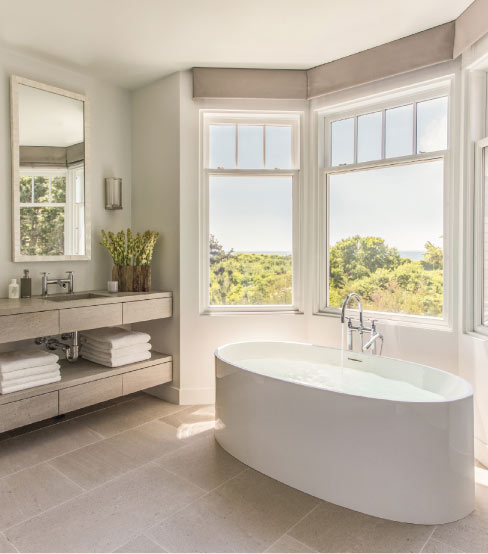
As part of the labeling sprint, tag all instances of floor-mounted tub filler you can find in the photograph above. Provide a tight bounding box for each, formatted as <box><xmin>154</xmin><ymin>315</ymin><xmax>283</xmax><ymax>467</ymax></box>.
<box><xmin>215</xmin><ymin>340</ymin><xmax>474</xmax><ymax>525</ymax></box>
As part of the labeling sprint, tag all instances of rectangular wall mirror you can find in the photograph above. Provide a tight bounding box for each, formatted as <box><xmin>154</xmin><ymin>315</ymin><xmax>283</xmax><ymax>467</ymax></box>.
<box><xmin>10</xmin><ymin>75</ymin><xmax>90</xmax><ymax>261</ymax></box>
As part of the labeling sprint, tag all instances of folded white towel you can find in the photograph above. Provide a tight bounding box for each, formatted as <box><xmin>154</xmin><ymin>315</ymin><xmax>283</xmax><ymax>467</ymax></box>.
<box><xmin>81</xmin><ymin>343</ymin><xmax>151</xmax><ymax>360</ymax></box>
<box><xmin>80</xmin><ymin>327</ymin><xmax>150</xmax><ymax>349</ymax></box>
<box><xmin>0</xmin><ymin>375</ymin><xmax>61</xmax><ymax>395</ymax></box>
<box><xmin>2</xmin><ymin>369</ymin><xmax>60</xmax><ymax>388</ymax></box>
<box><xmin>0</xmin><ymin>349</ymin><xmax>59</xmax><ymax>373</ymax></box>
<box><xmin>0</xmin><ymin>363</ymin><xmax>60</xmax><ymax>383</ymax></box>
<box><xmin>81</xmin><ymin>350</ymin><xmax>151</xmax><ymax>368</ymax></box>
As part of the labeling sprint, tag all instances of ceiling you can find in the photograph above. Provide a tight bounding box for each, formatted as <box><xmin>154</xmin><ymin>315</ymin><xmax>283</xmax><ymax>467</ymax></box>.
<box><xmin>0</xmin><ymin>0</ymin><xmax>473</xmax><ymax>90</ymax></box>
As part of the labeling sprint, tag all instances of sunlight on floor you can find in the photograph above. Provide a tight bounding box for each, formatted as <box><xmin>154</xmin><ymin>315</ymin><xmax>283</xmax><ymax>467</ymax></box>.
<box><xmin>475</xmin><ymin>464</ymin><xmax>488</xmax><ymax>488</ymax></box>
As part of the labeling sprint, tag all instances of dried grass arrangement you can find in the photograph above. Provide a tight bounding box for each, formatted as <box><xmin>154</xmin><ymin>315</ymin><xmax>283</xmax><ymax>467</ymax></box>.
<box><xmin>100</xmin><ymin>229</ymin><xmax>160</xmax><ymax>292</ymax></box>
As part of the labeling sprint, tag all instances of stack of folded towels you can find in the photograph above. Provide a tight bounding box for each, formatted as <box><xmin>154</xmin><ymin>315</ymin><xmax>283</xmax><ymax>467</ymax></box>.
<box><xmin>0</xmin><ymin>349</ymin><xmax>61</xmax><ymax>394</ymax></box>
<box><xmin>80</xmin><ymin>327</ymin><xmax>151</xmax><ymax>367</ymax></box>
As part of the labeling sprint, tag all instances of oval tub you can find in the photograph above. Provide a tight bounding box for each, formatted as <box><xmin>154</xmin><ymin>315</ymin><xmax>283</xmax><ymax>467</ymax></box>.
<box><xmin>215</xmin><ymin>341</ymin><xmax>474</xmax><ymax>525</ymax></box>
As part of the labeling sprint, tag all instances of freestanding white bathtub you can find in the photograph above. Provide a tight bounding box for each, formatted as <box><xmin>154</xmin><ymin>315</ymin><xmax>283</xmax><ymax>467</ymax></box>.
<box><xmin>215</xmin><ymin>341</ymin><xmax>474</xmax><ymax>525</ymax></box>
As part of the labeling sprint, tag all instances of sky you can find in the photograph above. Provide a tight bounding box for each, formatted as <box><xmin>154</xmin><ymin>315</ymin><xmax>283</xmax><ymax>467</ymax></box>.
<box><xmin>208</xmin><ymin>98</ymin><xmax>446</xmax><ymax>254</ymax></box>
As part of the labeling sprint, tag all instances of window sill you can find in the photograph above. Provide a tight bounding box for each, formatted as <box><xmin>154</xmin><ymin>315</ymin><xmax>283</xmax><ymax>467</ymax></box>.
<box><xmin>465</xmin><ymin>329</ymin><xmax>488</xmax><ymax>341</ymax></box>
<box><xmin>313</xmin><ymin>309</ymin><xmax>452</xmax><ymax>331</ymax></box>
<box><xmin>201</xmin><ymin>308</ymin><xmax>304</xmax><ymax>316</ymax></box>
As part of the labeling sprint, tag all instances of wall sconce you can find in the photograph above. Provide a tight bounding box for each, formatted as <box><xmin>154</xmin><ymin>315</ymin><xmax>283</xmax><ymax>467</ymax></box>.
<box><xmin>105</xmin><ymin>178</ymin><xmax>123</xmax><ymax>210</ymax></box>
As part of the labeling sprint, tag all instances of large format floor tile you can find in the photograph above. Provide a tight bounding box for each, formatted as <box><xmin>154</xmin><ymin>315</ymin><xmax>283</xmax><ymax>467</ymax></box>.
<box><xmin>77</xmin><ymin>395</ymin><xmax>185</xmax><ymax>438</ymax></box>
<box><xmin>115</xmin><ymin>534</ymin><xmax>167</xmax><ymax>553</ymax></box>
<box><xmin>5</xmin><ymin>463</ymin><xmax>204</xmax><ymax>553</ymax></box>
<box><xmin>50</xmin><ymin>420</ymin><xmax>186</xmax><ymax>489</ymax></box>
<box><xmin>0</xmin><ymin>419</ymin><xmax>101</xmax><ymax>479</ymax></box>
<box><xmin>147</xmin><ymin>468</ymin><xmax>319</xmax><ymax>553</ymax></box>
<box><xmin>156</xmin><ymin>434</ymin><xmax>246</xmax><ymax>491</ymax></box>
<box><xmin>288</xmin><ymin>501</ymin><xmax>434</xmax><ymax>553</ymax></box>
<box><xmin>432</xmin><ymin>484</ymin><xmax>488</xmax><ymax>553</ymax></box>
<box><xmin>0</xmin><ymin>462</ymin><xmax>82</xmax><ymax>530</ymax></box>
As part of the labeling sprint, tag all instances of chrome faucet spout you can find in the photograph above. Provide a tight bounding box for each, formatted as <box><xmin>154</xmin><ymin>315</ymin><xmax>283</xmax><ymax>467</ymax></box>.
<box><xmin>340</xmin><ymin>292</ymin><xmax>363</xmax><ymax>326</ymax></box>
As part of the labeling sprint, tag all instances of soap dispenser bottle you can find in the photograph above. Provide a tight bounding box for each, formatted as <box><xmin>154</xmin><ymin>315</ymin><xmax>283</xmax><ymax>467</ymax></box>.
<box><xmin>21</xmin><ymin>269</ymin><xmax>31</xmax><ymax>298</ymax></box>
<box><xmin>8</xmin><ymin>279</ymin><xmax>20</xmax><ymax>299</ymax></box>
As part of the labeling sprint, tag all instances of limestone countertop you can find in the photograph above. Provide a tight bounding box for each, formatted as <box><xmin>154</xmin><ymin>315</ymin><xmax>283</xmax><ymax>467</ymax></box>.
<box><xmin>0</xmin><ymin>290</ymin><xmax>172</xmax><ymax>317</ymax></box>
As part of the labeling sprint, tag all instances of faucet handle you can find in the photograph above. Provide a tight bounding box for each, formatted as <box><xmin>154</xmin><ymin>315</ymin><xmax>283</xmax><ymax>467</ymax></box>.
<box><xmin>40</xmin><ymin>272</ymin><xmax>49</xmax><ymax>276</ymax></box>
<box><xmin>66</xmin><ymin>271</ymin><xmax>73</xmax><ymax>276</ymax></box>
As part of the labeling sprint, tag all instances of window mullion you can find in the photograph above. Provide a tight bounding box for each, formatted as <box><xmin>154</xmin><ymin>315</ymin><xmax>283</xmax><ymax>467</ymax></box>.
<box><xmin>381</xmin><ymin>109</ymin><xmax>386</xmax><ymax>160</ymax></box>
<box><xmin>353</xmin><ymin>116</ymin><xmax>358</xmax><ymax>164</ymax></box>
<box><xmin>235</xmin><ymin>125</ymin><xmax>238</xmax><ymax>168</ymax></box>
<box><xmin>413</xmin><ymin>102</ymin><xmax>418</xmax><ymax>155</ymax></box>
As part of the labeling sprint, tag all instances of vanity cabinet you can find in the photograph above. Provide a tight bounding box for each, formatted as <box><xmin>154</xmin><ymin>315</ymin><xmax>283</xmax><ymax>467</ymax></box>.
<box><xmin>0</xmin><ymin>291</ymin><xmax>173</xmax><ymax>433</ymax></box>
<box><xmin>59</xmin><ymin>303</ymin><xmax>122</xmax><ymax>332</ymax></box>
<box><xmin>0</xmin><ymin>354</ymin><xmax>173</xmax><ymax>433</ymax></box>
<box><xmin>0</xmin><ymin>392</ymin><xmax>58</xmax><ymax>433</ymax></box>
<box><xmin>122</xmin><ymin>297</ymin><xmax>172</xmax><ymax>324</ymax></box>
<box><xmin>0</xmin><ymin>311</ymin><xmax>59</xmax><ymax>343</ymax></box>
<box><xmin>59</xmin><ymin>374</ymin><xmax>123</xmax><ymax>413</ymax></box>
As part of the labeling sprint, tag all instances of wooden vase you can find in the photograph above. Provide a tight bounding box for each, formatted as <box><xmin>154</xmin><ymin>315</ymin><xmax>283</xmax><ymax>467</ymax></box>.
<box><xmin>133</xmin><ymin>265</ymin><xmax>151</xmax><ymax>292</ymax></box>
<box><xmin>112</xmin><ymin>265</ymin><xmax>151</xmax><ymax>292</ymax></box>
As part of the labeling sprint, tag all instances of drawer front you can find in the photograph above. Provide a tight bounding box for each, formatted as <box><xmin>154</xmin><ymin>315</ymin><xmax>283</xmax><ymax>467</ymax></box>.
<box><xmin>0</xmin><ymin>310</ymin><xmax>59</xmax><ymax>343</ymax></box>
<box><xmin>122</xmin><ymin>298</ymin><xmax>172</xmax><ymax>324</ymax></box>
<box><xmin>59</xmin><ymin>375</ymin><xmax>122</xmax><ymax>413</ymax></box>
<box><xmin>0</xmin><ymin>392</ymin><xmax>58</xmax><ymax>433</ymax></box>
<box><xmin>59</xmin><ymin>303</ymin><xmax>122</xmax><ymax>333</ymax></box>
<box><xmin>123</xmin><ymin>362</ymin><xmax>172</xmax><ymax>395</ymax></box>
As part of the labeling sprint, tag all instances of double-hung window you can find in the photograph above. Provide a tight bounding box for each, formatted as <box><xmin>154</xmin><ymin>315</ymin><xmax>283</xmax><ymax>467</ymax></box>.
<box><xmin>19</xmin><ymin>165</ymin><xmax>85</xmax><ymax>256</ymax></box>
<box><xmin>201</xmin><ymin>113</ymin><xmax>301</xmax><ymax>312</ymax></box>
<box><xmin>319</xmin><ymin>87</ymin><xmax>450</xmax><ymax>321</ymax></box>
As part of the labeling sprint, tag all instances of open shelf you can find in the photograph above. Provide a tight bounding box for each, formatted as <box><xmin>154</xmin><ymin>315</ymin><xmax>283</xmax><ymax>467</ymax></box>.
<box><xmin>0</xmin><ymin>351</ymin><xmax>172</xmax><ymax>405</ymax></box>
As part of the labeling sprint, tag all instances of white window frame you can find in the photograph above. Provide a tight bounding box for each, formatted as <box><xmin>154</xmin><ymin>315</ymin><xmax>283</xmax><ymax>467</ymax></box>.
<box><xmin>199</xmin><ymin>111</ymin><xmax>302</xmax><ymax>314</ymax></box>
<box><xmin>316</xmin><ymin>83</ymin><xmax>453</xmax><ymax>327</ymax></box>
<box><xmin>473</xmin><ymin>137</ymin><xmax>488</xmax><ymax>334</ymax></box>
<box><xmin>19</xmin><ymin>166</ymin><xmax>83</xmax><ymax>256</ymax></box>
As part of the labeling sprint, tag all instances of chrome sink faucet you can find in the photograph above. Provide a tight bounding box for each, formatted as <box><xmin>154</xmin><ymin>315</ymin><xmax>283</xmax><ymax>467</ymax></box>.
<box><xmin>340</xmin><ymin>292</ymin><xmax>383</xmax><ymax>355</ymax></box>
<box><xmin>41</xmin><ymin>271</ymin><xmax>74</xmax><ymax>296</ymax></box>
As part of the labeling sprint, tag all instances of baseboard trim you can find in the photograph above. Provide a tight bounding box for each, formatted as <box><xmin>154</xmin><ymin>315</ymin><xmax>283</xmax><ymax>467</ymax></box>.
<box><xmin>146</xmin><ymin>383</ymin><xmax>180</xmax><ymax>404</ymax></box>
<box><xmin>179</xmin><ymin>386</ymin><xmax>215</xmax><ymax>405</ymax></box>
<box><xmin>475</xmin><ymin>437</ymin><xmax>488</xmax><ymax>467</ymax></box>
<box><xmin>145</xmin><ymin>384</ymin><xmax>215</xmax><ymax>405</ymax></box>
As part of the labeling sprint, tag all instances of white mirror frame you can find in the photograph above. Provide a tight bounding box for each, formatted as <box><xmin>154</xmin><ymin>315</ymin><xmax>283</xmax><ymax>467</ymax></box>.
<box><xmin>10</xmin><ymin>75</ymin><xmax>91</xmax><ymax>262</ymax></box>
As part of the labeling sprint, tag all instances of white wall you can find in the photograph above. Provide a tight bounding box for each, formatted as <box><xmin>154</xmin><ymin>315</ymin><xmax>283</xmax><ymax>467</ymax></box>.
<box><xmin>177</xmin><ymin>72</ymin><xmax>309</xmax><ymax>403</ymax></box>
<box><xmin>131</xmin><ymin>73</ymin><xmax>181</xmax><ymax>400</ymax></box>
<box><xmin>0</xmin><ymin>45</ymin><xmax>132</xmax><ymax>297</ymax></box>
<box><xmin>458</xmin><ymin>35</ymin><xmax>488</xmax><ymax>466</ymax></box>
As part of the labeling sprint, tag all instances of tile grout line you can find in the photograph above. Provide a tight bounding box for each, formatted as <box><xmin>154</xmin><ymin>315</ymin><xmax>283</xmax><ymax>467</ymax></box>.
<box><xmin>419</xmin><ymin>525</ymin><xmax>438</xmax><ymax>553</ymax></box>
<box><xmin>264</xmin><ymin>501</ymin><xmax>321</xmax><ymax>553</ymax></box>
<box><xmin>0</xmin><ymin>402</ymin><xmax>189</xmax><ymax>481</ymax></box>
<box><xmin>46</xmin><ymin>460</ymin><xmax>89</xmax><ymax>493</ymax></box>
<box><xmin>0</xmin><ymin>530</ymin><xmax>19</xmax><ymax>553</ymax></box>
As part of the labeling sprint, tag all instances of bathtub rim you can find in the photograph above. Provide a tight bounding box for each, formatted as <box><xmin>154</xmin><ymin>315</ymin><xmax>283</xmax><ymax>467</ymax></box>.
<box><xmin>215</xmin><ymin>340</ymin><xmax>473</xmax><ymax>405</ymax></box>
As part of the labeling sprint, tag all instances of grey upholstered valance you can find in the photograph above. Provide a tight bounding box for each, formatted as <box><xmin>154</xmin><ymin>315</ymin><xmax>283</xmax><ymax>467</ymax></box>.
<box><xmin>193</xmin><ymin>0</ymin><xmax>488</xmax><ymax>101</ymax></box>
